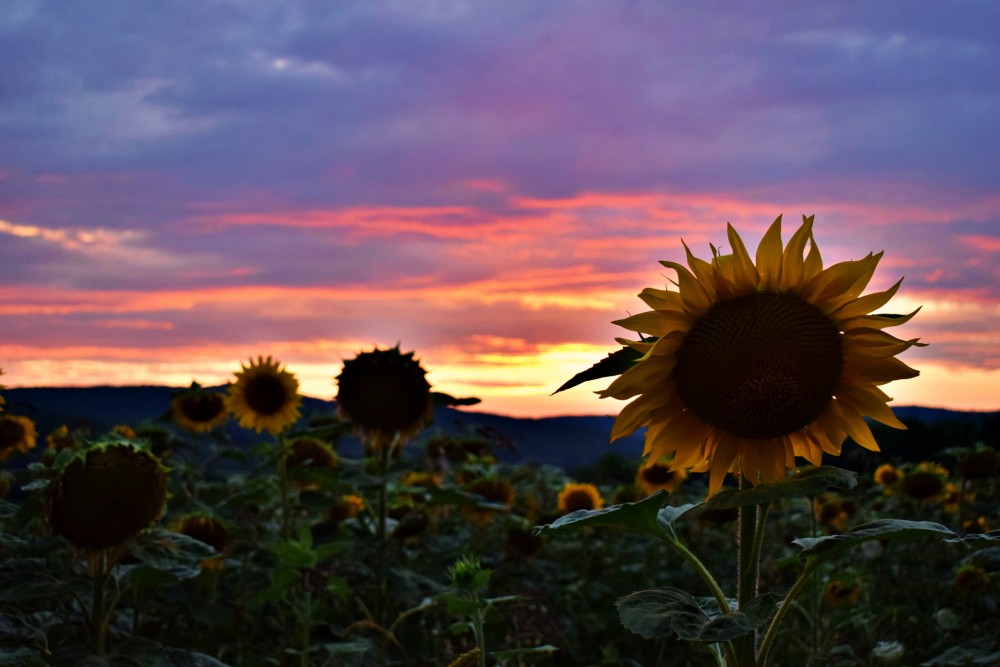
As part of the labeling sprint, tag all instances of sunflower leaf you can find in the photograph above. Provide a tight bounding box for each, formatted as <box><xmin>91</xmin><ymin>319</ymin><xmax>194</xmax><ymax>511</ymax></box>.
<box><xmin>793</xmin><ymin>519</ymin><xmax>956</xmax><ymax>560</ymax></box>
<box><xmin>945</xmin><ymin>529</ymin><xmax>1000</xmax><ymax>551</ymax></box>
<box><xmin>705</xmin><ymin>466</ymin><xmax>858</xmax><ymax>510</ymax></box>
<box><xmin>533</xmin><ymin>491</ymin><xmax>667</xmax><ymax>539</ymax></box>
<box><xmin>552</xmin><ymin>345</ymin><xmax>644</xmax><ymax>393</ymax></box>
<box><xmin>617</xmin><ymin>587</ymin><xmax>774</xmax><ymax>642</ymax></box>
<box><xmin>657</xmin><ymin>503</ymin><xmax>702</xmax><ymax>540</ymax></box>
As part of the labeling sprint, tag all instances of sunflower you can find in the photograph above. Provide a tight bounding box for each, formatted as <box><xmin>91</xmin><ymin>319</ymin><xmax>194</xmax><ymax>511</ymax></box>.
<box><xmin>48</xmin><ymin>443</ymin><xmax>167</xmax><ymax>550</ymax></box>
<box><xmin>335</xmin><ymin>345</ymin><xmax>433</xmax><ymax>449</ymax></box>
<box><xmin>822</xmin><ymin>577</ymin><xmax>863</xmax><ymax>609</ymax></box>
<box><xmin>0</xmin><ymin>414</ymin><xmax>37</xmax><ymax>463</ymax></box>
<box><xmin>176</xmin><ymin>514</ymin><xmax>229</xmax><ymax>571</ymax></box>
<box><xmin>227</xmin><ymin>356</ymin><xmax>301</xmax><ymax>435</ymax></box>
<box><xmin>899</xmin><ymin>461</ymin><xmax>948</xmax><ymax>500</ymax></box>
<box><xmin>601</xmin><ymin>216</ymin><xmax>923</xmax><ymax>494</ymax></box>
<box><xmin>171</xmin><ymin>383</ymin><xmax>229</xmax><ymax>433</ymax></box>
<box><xmin>328</xmin><ymin>493</ymin><xmax>366</xmax><ymax>523</ymax></box>
<box><xmin>874</xmin><ymin>463</ymin><xmax>901</xmax><ymax>487</ymax></box>
<box><xmin>635</xmin><ymin>458</ymin><xmax>688</xmax><ymax>495</ymax></box>
<box><xmin>462</xmin><ymin>477</ymin><xmax>515</xmax><ymax>524</ymax></box>
<box><xmin>557</xmin><ymin>482</ymin><xmax>604</xmax><ymax>514</ymax></box>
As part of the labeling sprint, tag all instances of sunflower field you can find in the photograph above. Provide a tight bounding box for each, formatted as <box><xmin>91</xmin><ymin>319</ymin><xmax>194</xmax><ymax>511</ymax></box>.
<box><xmin>1</xmin><ymin>218</ymin><xmax>999</xmax><ymax>666</ymax></box>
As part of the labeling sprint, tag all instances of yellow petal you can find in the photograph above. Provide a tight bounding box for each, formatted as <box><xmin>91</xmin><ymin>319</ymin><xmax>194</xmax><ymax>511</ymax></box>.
<box><xmin>755</xmin><ymin>215</ymin><xmax>784</xmax><ymax>290</ymax></box>
<box><xmin>839</xmin><ymin>308</ymin><xmax>922</xmax><ymax>332</ymax></box>
<box><xmin>830</xmin><ymin>279</ymin><xmax>902</xmax><ymax>322</ymax></box>
<box><xmin>638</xmin><ymin>287</ymin><xmax>684</xmax><ymax>311</ymax></box>
<box><xmin>661</xmin><ymin>261</ymin><xmax>712</xmax><ymax>315</ymax></box>
<box><xmin>726</xmin><ymin>223</ymin><xmax>760</xmax><ymax>290</ymax></box>
<box><xmin>804</xmin><ymin>253</ymin><xmax>879</xmax><ymax>307</ymax></box>
<box><xmin>682</xmin><ymin>240</ymin><xmax>719</xmax><ymax>300</ymax></box>
<box><xmin>707</xmin><ymin>433</ymin><xmax>740</xmax><ymax>496</ymax></box>
<box><xmin>613</xmin><ymin>311</ymin><xmax>691</xmax><ymax>337</ymax></box>
<box><xmin>844</xmin><ymin>355</ymin><xmax>920</xmax><ymax>384</ymax></box>
<box><xmin>829</xmin><ymin>400</ymin><xmax>880</xmax><ymax>452</ymax></box>
<box><xmin>611</xmin><ymin>391</ymin><xmax>676</xmax><ymax>442</ymax></box>
<box><xmin>780</xmin><ymin>215</ymin><xmax>814</xmax><ymax>291</ymax></box>
<box><xmin>802</xmin><ymin>230</ymin><xmax>824</xmax><ymax>282</ymax></box>
<box><xmin>835</xmin><ymin>379</ymin><xmax>907</xmax><ymax>430</ymax></box>
<box><xmin>600</xmin><ymin>358</ymin><xmax>676</xmax><ymax>400</ymax></box>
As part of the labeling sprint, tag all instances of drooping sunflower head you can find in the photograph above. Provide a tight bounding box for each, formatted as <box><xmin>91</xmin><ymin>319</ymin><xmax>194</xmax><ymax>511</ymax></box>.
<box><xmin>176</xmin><ymin>513</ymin><xmax>228</xmax><ymax>571</ymax></box>
<box><xmin>227</xmin><ymin>356</ymin><xmax>302</xmax><ymax>435</ymax></box>
<box><xmin>48</xmin><ymin>442</ymin><xmax>167</xmax><ymax>550</ymax></box>
<box><xmin>0</xmin><ymin>414</ymin><xmax>37</xmax><ymax>463</ymax></box>
<box><xmin>602</xmin><ymin>215</ymin><xmax>924</xmax><ymax>495</ymax></box>
<box><xmin>335</xmin><ymin>345</ymin><xmax>433</xmax><ymax>448</ymax></box>
<box><xmin>171</xmin><ymin>383</ymin><xmax>229</xmax><ymax>433</ymax></box>
<box><xmin>635</xmin><ymin>458</ymin><xmax>688</xmax><ymax>496</ymax></box>
<box><xmin>557</xmin><ymin>482</ymin><xmax>604</xmax><ymax>514</ymax></box>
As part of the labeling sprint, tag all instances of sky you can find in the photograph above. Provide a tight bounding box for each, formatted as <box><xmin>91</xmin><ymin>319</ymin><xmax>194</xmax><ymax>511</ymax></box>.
<box><xmin>1</xmin><ymin>1</ymin><xmax>998</xmax><ymax>418</ymax></box>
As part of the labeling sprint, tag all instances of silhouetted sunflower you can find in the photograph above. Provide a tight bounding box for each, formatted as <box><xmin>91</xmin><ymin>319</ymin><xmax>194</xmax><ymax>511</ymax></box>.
<box><xmin>635</xmin><ymin>458</ymin><xmax>688</xmax><ymax>495</ymax></box>
<box><xmin>171</xmin><ymin>383</ymin><xmax>229</xmax><ymax>433</ymax></box>
<box><xmin>335</xmin><ymin>345</ymin><xmax>432</xmax><ymax>449</ymax></box>
<box><xmin>462</xmin><ymin>477</ymin><xmax>514</xmax><ymax>524</ymax></box>
<box><xmin>899</xmin><ymin>461</ymin><xmax>948</xmax><ymax>500</ymax></box>
<box><xmin>227</xmin><ymin>356</ymin><xmax>301</xmax><ymax>434</ymax></box>
<box><xmin>48</xmin><ymin>443</ymin><xmax>167</xmax><ymax>550</ymax></box>
<box><xmin>956</xmin><ymin>447</ymin><xmax>1000</xmax><ymax>480</ymax></box>
<box><xmin>557</xmin><ymin>482</ymin><xmax>604</xmax><ymax>514</ymax></box>
<box><xmin>0</xmin><ymin>414</ymin><xmax>37</xmax><ymax>463</ymax></box>
<box><xmin>602</xmin><ymin>216</ymin><xmax>923</xmax><ymax>494</ymax></box>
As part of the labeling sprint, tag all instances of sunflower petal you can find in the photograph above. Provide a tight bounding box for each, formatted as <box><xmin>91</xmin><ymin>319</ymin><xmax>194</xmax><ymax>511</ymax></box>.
<box><xmin>683</xmin><ymin>240</ymin><xmax>719</xmax><ymax>299</ymax></box>
<box><xmin>780</xmin><ymin>215</ymin><xmax>814</xmax><ymax>291</ymax></box>
<box><xmin>726</xmin><ymin>223</ymin><xmax>760</xmax><ymax>290</ymax></box>
<box><xmin>638</xmin><ymin>287</ymin><xmax>684</xmax><ymax>311</ymax></box>
<box><xmin>661</xmin><ymin>261</ymin><xmax>712</xmax><ymax>314</ymax></box>
<box><xmin>839</xmin><ymin>308</ymin><xmax>922</xmax><ymax>332</ymax></box>
<box><xmin>708</xmin><ymin>433</ymin><xmax>740</xmax><ymax>496</ymax></box>
<box><xmin>831</xmin><ymin>279</ymin><xmax>903</xmax><ymax>322</ymax></box>
<box><xmin>613</xmin><ymin>310</ymin><xmax>692</xmax><ymax>337</ymax></box>
<box><xmin>836</xmin><ymin>379</ymin><xmax>907</xmax><ymax>430</ymax></box>
<box><xmin>802</xmin><ymin>230</ymin><xmax>824</xmax><ymax>281</ymax></box>
<box><xmin>756</xmin><ymin>215</ymin><xmax>784</xmax><ymax>290</ymax></box>
<box><xmin>829</xmin><ymin>400</ymin><xmax>880</xmax><ymax>452</ymax></box>
<box><xmin>805</xmin><ymin>253</ymin><xmax>879</xmax><ymax>307</ymax></box>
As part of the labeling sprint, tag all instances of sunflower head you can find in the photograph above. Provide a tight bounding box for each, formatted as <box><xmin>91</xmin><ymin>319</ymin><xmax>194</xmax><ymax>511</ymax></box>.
<box><xmin>0</xmin><ymin>414</ymin><xmax>37</xmax><ymax>464</ymax></box>
<box><xmin>600</xmin><ymin>215</ymin><xmax>924</xmax><ymax>495</ymax></box>
<box><xmin>874</xmin><ymin>463</ymin><xmax>901</xmax><ymax>487</ymax></box>
<box><xmin>899</xmin><ymin>461</ymin><xmax>948</xmax><ymax>500</ymax></box>
<box><xmin>956</xmin><ymin>447</ymin><xmax>1000</xmax><ymax>481</ymax></box>
<box><xmin>286</xmin><ymin>437</ymin><xmax>339</xmax><ymax>470</ymax></box>
<box><xmin>227</xmin><ymin>356</ymin><xmax>302</xmax><ymax>435</ymax></box>
<box><xmin>822</xmin><ymin>576</ymin><xmax>863</xmax><ymax>609</ymax></box>
<box><xmin>635</xmin><ymin>458</ymin><xmax>688</xmax><ymax>496</ymax></box>
<box><xmin>557</xmin><ymin>482</ymin><xmax>604</xmax><ymax>514</ymax></box>
<box><xmin>461</xmin><ymin>477</ymin><xmax>514</xmax><ymax>524</ymax></box>
<box><xmin>48</xmin><ymin>442</ymin><xmax>167</xmax><ymax>550</ymax></box>
<box><xmin>953</xmin><ymin>564</ymin><xmax>990</xmax><ymax>597</ymax></box>
<box><xmin>172</xmin><ymin>383</ymin><xmax>229</xmax><ymax>433</ymax></box>
<box><xmin>336</xmin><ymin>345</ymin><xmax>433</xmax><ymax>448</ymax></box>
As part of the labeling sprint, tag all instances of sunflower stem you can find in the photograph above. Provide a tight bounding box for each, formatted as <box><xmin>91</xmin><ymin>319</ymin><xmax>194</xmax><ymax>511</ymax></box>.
<box><xmin>89</xmin><ymin>550</ymin><xmax>109</xmax><ymax>656</ymax></box>
<box><xmin>277</xmin><ymin>432</ymin><xmax>292</xmax><ymax>541</ymax></box>
<box><xmin>756</xmin><ymin>558</ymin><xmax>822</xmax><ymax>666</ymax></box>
<box><xmin>733</xmin><ymin>476</ymin><xmax>763</xmax><ymax>667</ymax></box>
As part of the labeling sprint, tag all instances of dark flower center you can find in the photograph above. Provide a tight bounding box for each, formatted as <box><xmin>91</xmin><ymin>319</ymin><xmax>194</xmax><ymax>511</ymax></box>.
<box><xmin>244</xmin><ymin>375</ymin><xmax>289</xmax><ymax>415</ymax></box>
<box><xmin>178</xmin><ymin>393</ymin><xmax>225</xmax><ymax>422</ymax></box>
<box><xmin>675</xmin><ymin>291</ymin><xmax>843</xmax><ymax>439</ymax></box>
<box><xmin>562</xmin><ymin>489</ymin><xmax>597</xmax><ymax>512</ymax></box>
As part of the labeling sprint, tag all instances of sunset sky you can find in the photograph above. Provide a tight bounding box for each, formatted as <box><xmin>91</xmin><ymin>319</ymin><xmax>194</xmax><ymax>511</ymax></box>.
<box><xmin>1</xmin><ymin>2</ymin><xmax>998</xmax><ymax>418</ymax></box>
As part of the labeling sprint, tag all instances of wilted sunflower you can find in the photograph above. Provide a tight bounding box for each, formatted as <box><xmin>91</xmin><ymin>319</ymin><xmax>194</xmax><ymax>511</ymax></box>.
<box><xmin>0</xmin><ymin>414</ymin><xmax>37</xmax><ymax>463</ymax></box>
<box><xmin>602</xmin><ymin>216</ymin><xmax>923</xmax><ymax>494</ymax></box>
<box><xmin>336</xmin><ymin>345</ymin><xmax>433</xmax><ymax>449</ymax></box>
<box><xmin>172</xmin><ymin>383</ymin><xmax>229</xmax><ymax>433</ymax></box>
<box><xmin>557</xmin><ymin>482</ymin><xmax>604</xmax><ymax>514</ymax></box>
<box><xmin>48</xmin><ymin>443</ymin><xmax>167</xmax><ymax>550</ymax></box>
<box><xmin>635</xmin><ymin>458</ymin><xmax>688</xmax><ymax>495</ymax></box>
<box><xmin>227</xmin><ymin>356</ymin><xmax>301</xmax><ymax>435</ymax></box>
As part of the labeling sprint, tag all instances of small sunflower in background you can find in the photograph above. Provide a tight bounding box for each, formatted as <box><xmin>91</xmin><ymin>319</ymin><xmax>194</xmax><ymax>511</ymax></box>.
<box><xmin>171</xmin><ymin>383</ymin><xmax>229</xmax><ymax>433</ymax></box>
<box><xmin>227</xmin><ymin>356</ymin><xmax>301</xmax><ymax>435</ymax></box>
<box><xmin>635</xmin><ymin>457</ymin><xmax>688</xmax><ymax>496</ymax></box>
<box><xmin>0</xmin><ymin>414</ymin><xmax>37</xmax><ymax>464</ymax></box>
<box><xmin>557</xmin><ymin>482</ymin><xmax>604</xmax><ymax>514</ymax></box>
<box><xmin>898</xmin><ymin>461</ymin><xmax>948</xmax><ymax>501</ymax></box>
<box><xmin>600</xmin><ymin>215</ymin><xmax>924</xmax><ymax>494</ymax></box>
<box><xmin>176</xmin><ymin>514</ymin><xmax>229</xmax><ymax>571</ymax></box>
<box><xmin>822</xmin><ymin>575</ymin><xmax>863</xmax><ymax>609</ymax></box>
<box><xmin>874</xmin><ymin>463</ymin><xmax>901</xmax><ymax>487</ymax></box>
<box><xmin>48</xmin><ymin>442</ymin><xmax>167</xmax><ymax>550</ymax></box>
<box><xmin>328</xmin><ymin>493</ymin><xmax>366</xmax><ymax>523</ymax></box>
<box><xmin>462</xmin><ymin>477</ymin><xmax>515</xmax><ymax>524</ymax></box>
<box><xmin>285</xmin><ymin>436</ymin><xmax>339</xmax><ymax>490</ymax></box>
<box><xmin>335</xmin><ymin>345</ymin><xmax>433</xmax><ymax>450</ymax></box>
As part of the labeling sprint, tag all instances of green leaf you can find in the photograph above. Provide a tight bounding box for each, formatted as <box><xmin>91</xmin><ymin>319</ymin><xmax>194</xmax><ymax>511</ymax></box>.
<box><xmin>533</xmin><ymin>491</ymin><xmax>668</xmax><ymax>539</ymax></box>
<box><xmin>794</xmin><ymin>519</ymin><xmax>956</xmax><ymax>560</ymax></box>
<box><xmin>657</xmin><ymin>503</ymin><xmax>702</xmax><ymax>540</ymax></box>
<box><xmin>129</xmin><ymin>529</ymin><xmax>218</xmax><ymax>581</ymax></box>
<box><xmin>616</xmin><ymin>588</ymin><xmax>717</xmax><ymax>641</ymax></box>
<box><xmin>0</xmin><ymin>558</ymin><xmax>65</xmax><ymax>602</ymax></box>
<box><xmin>0</xmin><ymin>500</ymin><xmax>18</xmax><ymax>519</ymax></box>
<box><xmin>553</xmin><ymin>345</ymin><xmax>644</xmax><ymax>393</ymax></box>
<box><xmin>946</xmin><ymin>530</ymin><xmax>1000</xmax><ymax>551</ymax></box>
<box><xmin>120</xmin><ymin>564</ymin><xmax>180</xmax><ymax>589</ymax></box>
<box><xmin>617</xmin><ymin>587</ymin><xmax>776</xmax><ymax>642</ymax></box>
<box><xmin>272</xmin><ymin>540</ymin><xmax>317</xmax><ymax>569</ymax></box>
<box><xmin>920</xmin><ymin>637</ymin><xmax>1000</xmax><ymax>666</ymax></box>
<box><xmin>705</xmin><ymin>466</ymin><xmax>858</xmax><ymax>510</ymax></box>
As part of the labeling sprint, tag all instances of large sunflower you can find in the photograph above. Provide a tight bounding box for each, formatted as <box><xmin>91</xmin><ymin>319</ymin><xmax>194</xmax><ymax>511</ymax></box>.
<box><xmin>227</xmin><ymin>356</ymin><xmax>302</xmax><ymax>435</ymax></box>
<box><xmin>602</xmin><ymin>216</ymin><xmax>923</xmax><ymax>495</ymax></box>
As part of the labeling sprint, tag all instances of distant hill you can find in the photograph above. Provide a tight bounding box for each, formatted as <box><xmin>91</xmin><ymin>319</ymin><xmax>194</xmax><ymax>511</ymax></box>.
<box><xmin>2</xmin><ymin>386</ymin><xmax>997</xmax><ymax>474</ymax></box>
